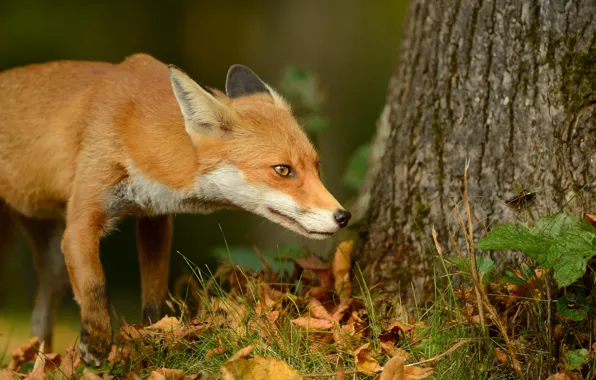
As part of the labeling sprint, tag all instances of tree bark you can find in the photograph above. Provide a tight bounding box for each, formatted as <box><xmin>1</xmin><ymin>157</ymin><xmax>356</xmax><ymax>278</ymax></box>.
<box><xmin>355</xmin><ymin>0</ymin><xmax>596</xmax><ymax>322</ymax></box>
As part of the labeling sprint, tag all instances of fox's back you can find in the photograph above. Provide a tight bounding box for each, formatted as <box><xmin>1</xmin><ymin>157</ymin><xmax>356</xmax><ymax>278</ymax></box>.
<box><xmin>0</xmin><ymin>60</ymin><xmax>115</xmax><ymax>216</ymax></box>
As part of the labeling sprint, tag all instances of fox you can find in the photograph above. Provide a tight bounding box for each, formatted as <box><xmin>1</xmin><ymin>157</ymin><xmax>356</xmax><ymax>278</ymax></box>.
<box><xmin>0</xmin><ymin>53</ymin><xmax>351</xmax><ymax>367</ymax></box>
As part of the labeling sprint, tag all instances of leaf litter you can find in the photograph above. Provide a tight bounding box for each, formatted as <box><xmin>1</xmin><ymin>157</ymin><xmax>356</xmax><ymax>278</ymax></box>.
<box><xmin>0</xmin><ymin>241</ymin><xmax>470</xmax><ymax>379</ymax></box>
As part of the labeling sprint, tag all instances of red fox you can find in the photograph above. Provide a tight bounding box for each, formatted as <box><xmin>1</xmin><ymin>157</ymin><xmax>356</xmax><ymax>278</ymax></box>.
<box><xmin>0</xmin><ymin>53</ymin><xmax>351</xmax><ymax>367</ymax></box>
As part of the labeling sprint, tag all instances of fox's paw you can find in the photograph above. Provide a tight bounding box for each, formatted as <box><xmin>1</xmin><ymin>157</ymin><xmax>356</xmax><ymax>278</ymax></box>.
<box><xmin>79</xmin><ymin>320</ymin><xmax>112</xmax><ymax>368</ymax></box>
<box><xmin>142</xmin><ymin>301</ymin><xmax>166</xmax><ymax>325</ymax></box>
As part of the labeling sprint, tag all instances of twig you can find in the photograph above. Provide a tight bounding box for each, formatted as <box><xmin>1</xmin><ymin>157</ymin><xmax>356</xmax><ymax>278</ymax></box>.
<box><xmin>461</xmin><ymin>161</ymin><xmax>487</xmax><ymax>332</ymax></box>
<box><xmin>432</xmin><ymin>228</ymin><xmax>455</xmax><ymax>295</ymax></box>
<box><xmin>481</xmin><ymin>295</ymin><xmax>524</xmax><ymax>379</ymax></box>
<box><xmin>544</xmin><ymin>269</ymin><xmax>555</xmax><ymax>371</ymax></box>
<box><xmin>459</xmin><ymin>161</ymin><xmax>525</xmax><ymax>380</ymax></box>
<box><xmin>451</xmin><ymin>194</ymin><xmax>487</xmax><ymax>332</ymax></box>
<box><xmin>405</xmin><ymin>339</ymin><xmax>471</xmax><ymax>367</ymax></box>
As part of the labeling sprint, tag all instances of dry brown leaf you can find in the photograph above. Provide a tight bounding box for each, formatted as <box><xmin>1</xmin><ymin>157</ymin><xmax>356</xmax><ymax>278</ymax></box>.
<box><xmin>116</xmin><ymin>324</ymin><xmax>143</xmax><ymax>341</ymax></box>
<box><xmin>58</xmin><ymin>345</ymin><xmax>78</xmax><ymax>378</ymax></box>
<box><xmin>291</xmin><ymin>317</ymin><xmax>333</xmax><ymax>330</ymax></box>
<box><xmin>332</xmin><ymin>240</ymin><xmax>353</xmax><ymax>299</ymax></box>
<box><xmin>222</xmin><ymin>355</ymin><xmax>303</xmax><ymax>380</ymax></box>
<box><xmin>331</xmin><ymin>299</ymin><xmax>351</xmax><ymax>322</ymax></box>
<box><xmin>379</xmin><ymin>322</ymin><xmax>413</xmax><ymax>345</ymax></box>
<box><xmin>308</xmin><ymin>287</ymin><xmax>334</xmax><ymax>304</ymax></box>
<box><xmin>82</xmin><ymin>368</ymin><xmax>103</xmax><ymax>380</ymax></box>
<box><xmin>148</xmin><ymin>372</ymin><xmax>166</xmax><ymax>380</ymax></box>
<box><xmin>379</xmin><ymin>355</ymin><xmax>405</xmax><ymax>380</ymax></box>
<box><xmin>27</xmin><ymin>341</ymin><xmax>46</xmax><ymax>380</ymax></box>
<box><xmin>0</xmin><ymin>370</ymin><xmax>18</xmax><ymax>380</ymax></box>
<box><xmin>295</xmin><ymin>256</ymin><xmax>334</xmax><ymax>290</ymax></box>
<box><xmin>308</xmin><ymin>298</ymin><xmax>334</xmax><ymax>322</ymax></box>
<box><xmin>174</xmin><ymin>320</ymin><xmax>207</xmax><ymax>342</ymax></box>
<box><xmin>8</xmin><ymin>337</ymin><xmax>40</xmax><ymax>370</ymax></box>
<box><xmin>353</xmin><ymin>343</ymin><xmax>382</xmax><ymax>375</ymax></box>
<box><xmin>108</xmin><ymin>341</ymin><xmax>142</xmax><ymax>368</ymax></box>
<box><xmin>403</xmin><ymin>365</ymin><xmax>434</xmax><ymax>379</ymax></box>
<box><xmin>336</xmin><ymin>357</ymin><xmax>345</xmax><ymax>380</ymax></box>
<box><xmin>546</xmin><ymin>370</ymin><xmax>581</xmax><ymax>380</ymax></box>
<box><xmin>120</xmin><ymin>374</ymin><xmax>142</xmax><ymax>380</ymax></box>
<box><xmin>205</xmin><ymin>336</ymin><xmax>226</xmax><ymax>359</ymax></box>
<box><xmin>295</xmin><ymin>257</ymin><xmax>330</xmax><ymax>271</ymax></box>
<box><xmin>266</xmin><ymin>310</ymin><xmax>280</xmax><ymax>324</ymax></box>
<box><xmin>152</xmin><ymin>368</ymin><xmax>186</xmax><ymax>380</ymax></box>
<box><xmin>146</xmin><ymin>316</ymin><xmax>182</xmax><ymax>333</ymax></box>
<box><xmin>228</xmin><ymin>345</ymin><xmax>254</xmax><ymax>362</ymax></box>
<box><xmin>494</xmin><ymin>348</ymin><xmax>508</xmax><ymax>364</ymax></box>
<box><xmin>380</xmin><ymin>342</ymin><xmax>410</xmax><ymax>359</ymax></box>
<box><xmin>554</xmin><ymin>324</ymin><xmax>563</xmax><ymax>341</ymax></box>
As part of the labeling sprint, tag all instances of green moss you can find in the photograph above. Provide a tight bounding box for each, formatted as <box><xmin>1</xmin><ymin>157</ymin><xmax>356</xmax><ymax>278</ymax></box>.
<box><xmin>414</xmin><ymin>193</ymin><xmax>431</xmax><ymax>229</ymax></box>
<box><xmin>547</xmin><ymin>31</ymin><xmax>596</xmax><ymax>115</ymax></box>
<box><xmin>431</xmin><ymin>118</ymin><xmax>446</xmax><ymax>188</ymax></box>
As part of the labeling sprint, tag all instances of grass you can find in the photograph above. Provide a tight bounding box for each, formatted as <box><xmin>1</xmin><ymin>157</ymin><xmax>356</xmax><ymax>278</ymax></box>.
<box><xmin>2</xmin><ymin>171</ymin><xmax>594</xmax><ymax>379</ymax></box>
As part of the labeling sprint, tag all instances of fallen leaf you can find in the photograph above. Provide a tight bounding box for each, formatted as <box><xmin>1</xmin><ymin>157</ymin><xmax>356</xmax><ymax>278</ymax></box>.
<box><xmin>147</xmin><ymin>316</ymin><xmax>182</xmax><ymax>333</ymax></box>
<box><xmin>120</xmin><ymin>375</ymin><xmax>142</xmax><ymax>380</ymax></box>
<box><xmin>8</xmin><ymin>337</ymin><xmax>40</xmax><ymax>370</ymax></box>
<box><xmin>222</xmin><ymin>356</ymin><xmax>303</xmax><ymax>380</ymax></box>
<box><xmin>58</xmin><ymin>345</ymin><xmax>78</xmax><ymax>378</ymax></box>
<box><xmin>28</xmin><ymin>342</ymin><xmax>46</xmax><ymax>380</ymax></box>
<box><xmin>379</xmin><ymin>355</ymin><xmax>405</xmax><ymax>380</ymax></box>
<box><xmin>294</xmin><ymin>257</ymin><xmax>330</xmax><ymax>271</ymax></box>
<box><xmin>353</xmin><ymin>343</ymin><xmax>382</xmax><ymax>375</ymax></box>
<box><xmin>295</xmin><ymin>257</ymin><xmax>334</xmax><ymax>290</ymax></box>
<box><xmin>379</xmin><ymin>321</ymin><xmax>413</xmax><ymax>344</ymax></box>
<box><xmin>380</xmin><ymin>342</ymin><xmax>410</xmax><ymax>359</ymax></box>
<box><xmin>0</xmin><ymin>370</ymin><xmax>18</xmax><ymax>380</ymax></box>
<box><xmin>228</xmin><ymin>345</ymin><xmax>254</xmax><ymax>362</ymax></box>
<box><xmin>82</xmin><ymin>368</ymin><xmax>103</xmax><ymax>380</ymax></box>
<box><xmin>554</xmin><ymin>324</ymin><xmax>563</xmax><ymax>341</ymax></box>
<box><xmin>152</xmin><ymin>368</ymin><xmax>185</xmax><ymax>380</ymax></box>
<box><xmin>308</xmin><ymin>298</ymin><xmax>334</xmax><ymax>321</ymax></box>
<box><xmin>336</xmin><ymin>357</ymin><xmax>345</xmax><ymax>380</ymax></box>
<box><xmin>403</xmin><ymin>365</ymin><xmax>434</xmax><ymax>379</ymax></box>
<box><xmin>291</xmin><ymin>317</ymin><xmax>333</xmax><ymax>330</ymax></box>
<box><xmin>148</xmin><ymin>372</ymin><xmax>166</xmax><ymax>380</ymax></box>
<box><xmin>307</xmin><ymin>287</ymin><xmax>334</xmax><ymax>303</ymax></box>
<box><xmin>494</xmin><ymin>348</ymin><xmax>508</xmax><ymax>364</ymax></box>
<box><xmin>546</xmin><ymin>370</ymin><xmax>581</xmax><ymax>380</ymax></box>
<box><xmin>332</xmin><ymin>240</ymin><xmax>353</xmax><ymax>299</ymax></box>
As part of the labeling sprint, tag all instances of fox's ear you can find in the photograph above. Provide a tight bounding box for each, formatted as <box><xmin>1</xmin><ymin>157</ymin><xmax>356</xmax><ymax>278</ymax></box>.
<box><xmin>226</xmin><ymin>64</ymin><xmax>291</xmax><ymax>110</ymax></box>
<box><xmin>168</xmin><ymin>64</ymin><xmax>234</xmax><ymax>136</ymax></box>
<box><xmin>226</xmin><ymin>64</ymin><xmax>271</xmax><ymax>98</ymax></box>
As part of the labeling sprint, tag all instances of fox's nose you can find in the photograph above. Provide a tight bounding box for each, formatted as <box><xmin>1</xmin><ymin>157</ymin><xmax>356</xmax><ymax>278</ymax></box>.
<box><xmin>334</xmin><ymin>209</ymin><xmax>352</xmax><ymax>228</ymax></box>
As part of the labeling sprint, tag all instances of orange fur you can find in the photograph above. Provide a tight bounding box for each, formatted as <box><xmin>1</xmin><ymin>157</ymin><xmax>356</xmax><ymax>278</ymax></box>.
<box><xmin>0</xmin><ymin>53</ymin><xmax>348</xmax><ymax>367</ymax></box>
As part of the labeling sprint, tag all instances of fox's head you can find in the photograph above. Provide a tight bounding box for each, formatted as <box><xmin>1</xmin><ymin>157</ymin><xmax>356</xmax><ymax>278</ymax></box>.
<box><xmin>167</xmin><ymin>64</ymin><xmax>351</xmax><ymax>239</ymax></box>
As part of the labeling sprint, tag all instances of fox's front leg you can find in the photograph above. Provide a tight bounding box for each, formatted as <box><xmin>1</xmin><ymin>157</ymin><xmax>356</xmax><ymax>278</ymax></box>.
<box><xmin>61</xmin><ymin>205</ymin><xmax>112</xmax><ymax>368</ymax></box>
<box><xmin>136</xmin><ymin>215</ymin><xmax>173</xmax><ymax>324</ymax></box>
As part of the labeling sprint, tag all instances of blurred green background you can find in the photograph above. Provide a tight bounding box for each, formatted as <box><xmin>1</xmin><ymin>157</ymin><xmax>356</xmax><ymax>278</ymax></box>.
<box><xmin>0</xmin><ymin>0</ymin><xmax>408</xmax><ymax>352</ymax></box>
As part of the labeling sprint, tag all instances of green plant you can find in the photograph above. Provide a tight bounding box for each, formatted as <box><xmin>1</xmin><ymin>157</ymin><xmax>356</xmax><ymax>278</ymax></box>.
<box><xmin>476</xmin><ymin>211</ymin><xmax>596</xmax><ymax>287</ymax></box>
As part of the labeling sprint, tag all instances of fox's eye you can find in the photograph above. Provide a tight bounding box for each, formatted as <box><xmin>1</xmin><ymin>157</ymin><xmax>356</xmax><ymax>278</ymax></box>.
<box><xmin>273</xmin><ymin>165</ymin><xmax>293</xmax><ymax>177</ymax></box>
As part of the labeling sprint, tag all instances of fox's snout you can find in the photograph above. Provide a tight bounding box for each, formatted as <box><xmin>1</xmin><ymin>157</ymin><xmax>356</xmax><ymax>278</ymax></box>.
<box><xmin>334</xmin><ymin>209</ymin><xmax>352</xmax><ymax>228</ymax></box>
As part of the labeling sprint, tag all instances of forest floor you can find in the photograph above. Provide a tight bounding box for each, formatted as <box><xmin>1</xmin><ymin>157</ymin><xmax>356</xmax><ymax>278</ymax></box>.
<box><xmin>1</xmin><ymin>186</ymin><xmax>595</xmax><ymax>379</ymax></box>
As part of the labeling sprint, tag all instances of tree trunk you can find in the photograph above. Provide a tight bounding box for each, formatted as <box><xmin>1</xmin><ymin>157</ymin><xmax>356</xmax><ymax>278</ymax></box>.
<box><xmin>355</xmin><ymin>0</ymin><xmax>596</xmax><ymax>322</ymax></box>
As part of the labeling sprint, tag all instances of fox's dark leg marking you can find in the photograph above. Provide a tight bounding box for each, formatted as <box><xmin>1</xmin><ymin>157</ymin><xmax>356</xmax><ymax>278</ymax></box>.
<box><xmin>79</xmin><ymin>284</ymin><xmax>112</xmax><ymax>367</ymax></box>
<box><xmin>137</xmin><ymin>215</ymin><xmax>173</xmax><ymax>326</ymax></box>
<box><xmin>142</xmin><ymin>301</ymin><xmax>165</xmax><ymax>325</ymax></box>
